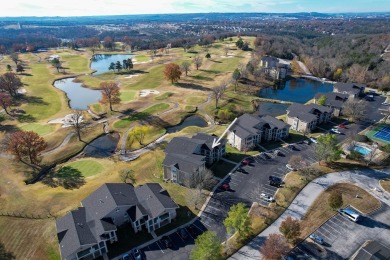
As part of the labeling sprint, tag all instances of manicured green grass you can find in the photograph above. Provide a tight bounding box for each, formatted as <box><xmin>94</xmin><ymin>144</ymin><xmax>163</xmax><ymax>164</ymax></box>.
<box><xmin>59</xmin><ymin>53</ymin><xmax>91</xmax><ymax>73</ymax></box>
<box><xmin>134</xmin><ymin>55</ymin><xmax>150</xmax><ymax>62</ymax></box>
<box><xmin>155</xmin><ymin>92</ymin><xmax>173</xmax><ymax>100</ymax></box>
<box><xmin>22</xmin><ymin>63</ymin><xmax>67</xmax><ymax>121</ymax></box>
<box><xmin>20</xmin><ymin>123</ymin><xmax>55</xmax><ymax>136</ymax></box>
<box><xmin>76</xmin><ymin>75</ymin><xmax>103</xmax><ymax>89</ymax></box>
<box><xmin>120</xmin><ymin>91</ymin><xmax>136</xmax><ymax>102</ymax></box>
<box><xmin>65</xmin><ymin>159</ymin><xmax>104</xmax><ymax>177</ymax></box>
<box><xmin>185</xmin><ymin>96</ymin><xmax>208</xmax><ymax>105</ymax></box>
<box><xmin>126</xmin><ymin>127</ymin><xmax>166</xmax><ymax>150</ymax></box>
<box><xmin>90</xmin><ymin>103</ymin><xmax>103</xmax><ymax>114</ymax></box>
<box><xmin>114</xmin><ymin>103</ymin><xmax>170</xmax><ymax>129</ymax></box>
<box><xmin>225</xmin><ymin>144</ymin><xmax>258</xmax><ymax>162</ymax></box>
<box><xmin>124</xmin><ymin>65</ymin><xmax>164</xmax><ymax>90</ymax></box>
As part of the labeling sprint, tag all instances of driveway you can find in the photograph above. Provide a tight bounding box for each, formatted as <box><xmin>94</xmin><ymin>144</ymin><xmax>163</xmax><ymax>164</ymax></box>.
<box><xmin>229</xmin><ymin>168</ymin><xmax>390</xmax><ymax>260</ymax></box>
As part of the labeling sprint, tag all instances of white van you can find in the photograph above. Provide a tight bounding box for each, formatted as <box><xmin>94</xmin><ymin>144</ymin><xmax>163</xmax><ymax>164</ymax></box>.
<box><xmin>338</xmin><ymin>207</ymin><xmax>360</xmax><ymax>222</ymax></box>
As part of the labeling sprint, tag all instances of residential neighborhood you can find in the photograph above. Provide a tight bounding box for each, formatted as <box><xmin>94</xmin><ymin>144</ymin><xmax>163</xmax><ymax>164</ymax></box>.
<box><xmin>1</xmin><ymin>4</ymin><xmax>390</xmax><ymax>260</ymax></box>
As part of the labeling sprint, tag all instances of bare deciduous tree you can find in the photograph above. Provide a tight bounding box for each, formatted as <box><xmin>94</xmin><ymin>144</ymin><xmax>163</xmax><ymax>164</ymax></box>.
<box><xmin>260</xmin><ymin>233</ymin><xmax>290</xmax><ymax>259</ymax></box>
<box><xmin>69</xmin><ymin>111</ymin><xmax>88</xmax><ymax>141</ymax></box>
<box><xmin>342</xmin><ymin>99</ymin><xmax>368</xmax><ymax>122</ymax></box>
<box><xmin>193</xmin><ymin>55</ymin><xmax>203</xmax><ymax>70</ymax></box>
<box><xmin>212</xmin><ymin>81</ymin><xmax>227</xmax><ymax>109</ymax></box>
<box><xmin>180</xmin><ymin>61</ymin><xmax>191</xmax><ymax>76</ymax></box>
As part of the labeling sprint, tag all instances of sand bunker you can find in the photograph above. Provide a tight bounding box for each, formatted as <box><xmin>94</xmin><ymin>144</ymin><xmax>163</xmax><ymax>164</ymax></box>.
<box><xmin>139</xmin><ymin>90</ymin><xmax>160</xmax><ymax>97</ymax></box>
<box><xmin>48</xmin><ymin>113</ymin><xmax>84</xmax><ymax>128</ymax></box>
<box><xmin>124</xmin><ymin>74</ymin><xmax>140</xmax><ymax>79</ymax></box>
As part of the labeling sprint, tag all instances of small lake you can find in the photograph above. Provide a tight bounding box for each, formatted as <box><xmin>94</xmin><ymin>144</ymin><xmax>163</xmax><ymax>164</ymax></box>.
<box><xmin>167</xmin><ymin>115</ymin><xmax>208</xmax><ymax>133</ymax></box>
<box><xmin>253</xmin><ymin>102</ymin><xmax>289</xmax><ymax>117</ymax></box>
<box><xmin>84</xmin><ymin>133</ymin><xmax>120</xmax><ymax>158</ymax></box>
<box><xmin>259</xmin><ymin>78</ymin><xmax>334</xmax><ymax>103</ymax></box>
<box><xmin>91</xmin><ymin>54</ymin><xmax>135</xmax><ymax>74</ymax></box>
<box><xmin>53</xmin><ymin>78</ymin><xmax>102</xmax><ymax>110</ymax></box>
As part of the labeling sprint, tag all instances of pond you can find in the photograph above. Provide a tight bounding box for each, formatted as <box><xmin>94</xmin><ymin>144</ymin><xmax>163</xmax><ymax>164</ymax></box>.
<box><xmin>84</xmin><ymin>133</ymin><xmax>120</xmax><ymax>158</ymax></box>
<box><xmin>167</xmin><ymin>115</ymin><xmax>208</xmax><ymax>133</ymax></box>
<box><xmin>53</xmin><ymin>78</ymin><xmax>102</xmax><ymax>110</ymax></box>
<box><xmin>253</xmin><ymin>102</ymin><xmax>289</xmax><ymax>117</ymax></box>
<box><xmin>258</xmin><ymin>78</ymin><xmax>334</xmax><ymax>103</ymax></box>
<box><xmin>91</xmin><ymin>54</ymin><xmax>135</xmax><ymax>75</ymax></box>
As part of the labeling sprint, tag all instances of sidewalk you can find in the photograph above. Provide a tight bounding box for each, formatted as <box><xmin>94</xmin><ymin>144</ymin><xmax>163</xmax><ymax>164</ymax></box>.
<box><xmin>229</xmin><ymin>168</ymin><xmax>390</xmax><ymax>260</ymax></box>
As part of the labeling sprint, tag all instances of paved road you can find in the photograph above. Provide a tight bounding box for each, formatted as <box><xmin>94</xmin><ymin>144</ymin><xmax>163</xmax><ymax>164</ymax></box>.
<box><xmin>229</xmin><ymin>168</ymin><xmax>390</xmax><ymax>260</ymax></box>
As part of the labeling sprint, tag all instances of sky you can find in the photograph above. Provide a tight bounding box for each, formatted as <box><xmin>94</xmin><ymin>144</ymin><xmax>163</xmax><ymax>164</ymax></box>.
<box><xmin>0</xmin><ymin>0</ymin><xmax>389</xmax><ymax>17</ymax></box>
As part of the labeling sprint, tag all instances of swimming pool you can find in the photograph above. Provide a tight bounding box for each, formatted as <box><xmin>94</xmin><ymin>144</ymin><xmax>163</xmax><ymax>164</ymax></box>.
<box><xmin>353</xmin><ymin>145</ymin><xmax>372</xmax><ymax>155</ymax></box>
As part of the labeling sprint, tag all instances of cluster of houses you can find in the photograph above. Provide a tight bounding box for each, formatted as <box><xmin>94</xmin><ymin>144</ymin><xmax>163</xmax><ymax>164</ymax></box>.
<box><xmin>260</xmin><ymin>55</ymin><xmax>289</xmax><ymax>80</ymax></box>
<box><xmin>55</xmin><ymin>70</ymin><xmax>366</xmax><ymax>259</ymax></box>
<box><xmin>56</xmin><ymin>183</ymin><xmax>178</xmax><ymax>260</ymax></box>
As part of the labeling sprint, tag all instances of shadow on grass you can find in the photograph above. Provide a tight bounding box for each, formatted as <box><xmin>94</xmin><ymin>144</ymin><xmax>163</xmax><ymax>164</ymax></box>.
<box><xmin>174</xmin><ymin>82</ymin><xmax>209</xmax><ymax>91</ymax></box>
<box><xmin>16</xmin><ymin>114</ymin><xmax>36</xmax><ymax>123</ymax></box>
<box><xmin>0</xmin><ymin>124</ymin><xmax>20</xmax><ymax>133</ymax></box>
<box><xmin>190</xmin><ymin>75</ymin><xmax>214</xmax><ymax>81</ymax></box>
<box><xmin>0</xmin><ymin>242</ymin><xmax>15</xmax><ymax>260</ymax></box>
<box><xmin>42</xmin><ymin>166</ymin><xmax>86</xmax><ymax>190</ymax></box>
<box><xmin>199</xmin><ymin>69</ymin><xmax>221</xmax><ymax>74</ymax></box>
<box><xmin>116</xmin><ymin>70</ymin><xmax>148</xmax><ymax>75</ymax></box>
<box><xmin>19</xmin><ymin>95</ymin><xmax>49</xmax><ymax>105</ymax></box>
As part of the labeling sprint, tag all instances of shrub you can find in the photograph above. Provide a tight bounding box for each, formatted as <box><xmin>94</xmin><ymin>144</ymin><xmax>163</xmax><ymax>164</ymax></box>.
<box><xmin>328</xmin><ymin>190</ymin><xmax>343</xmax><ymax>210</ymax></box>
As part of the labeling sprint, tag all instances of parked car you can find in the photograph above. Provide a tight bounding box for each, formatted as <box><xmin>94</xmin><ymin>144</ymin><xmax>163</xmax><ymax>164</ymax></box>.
<box><xmin>220</xmin><ymin>183</ymin><xmax>230</xmax><ymax>191</ymax></box>
<box><xmin>287</xmin><ymin>144</ymin><xmax>295</xmax><ymax>150</ymax></box>
<box><xmin>303</xmin><ymin>139</ymin><xmax>311</xmax><ymax>145</ymax></box>
<box><xmin>273</xmin><ymin>149</ymin><xmax>281</xmax><ymax>155</ymax></box>
<box><xmin>241</xmin><ymin>159</ymin><xmax>251</xmax><ymax>165</ymax></box>
<box><xmin>179</xmin><ymin>228</ymin><xmax>189</xmax><ymax>240</ymax></box>
<box><xmin>330</xmin><ymin>128</ymin><xmax>340</xmax><ymax>134</ymax></box>
<box><xmin>122</xmin><ymin>254</ymin><xmax>131</xmax><ymax>260</ymax></box>
<box><xmin>263</xmin><ymin>152</ymin><xmax>272</xmax><ymax>159</ymax></box>
<box><xmin>286</xmin><ymin>164</ymin><xmax>297</xmax><ymax>171</ymax></box>
<box><xmin>260</xmin><ymin>193</ymin><xmax>274</xmax><ymax>202</ymax></box>
<box><xmin>338</xmin><ymin>124</ymin><xmax>347</xmax><ymax>129</ymax></box>
<box><xmin>236</xmin><ymin>167</ymin><xmax>246</xmax><ymax>173</ymax></box>
<box><xmin>131</xmin><ymin>248</ymin><xmax>142</xmax><ymax>260</ymax></box>
<box><xmin>309</xmin><ymin>138</ymin><xmax>317</xmax><ymax>144</ymax></box>
<box><xmin>382</xmin><ymin>102</ymin><xmax>390</xmax><ymax>106</ymax></box>
<box><xmin>161</xmin><ymin>236</ymin><xmax>172</xmax><ymax>248</ymax></box>
<box><xmin>309</xmin><ymin>234</ymin><xmax>324</xmax><ymax>245</ymax></box>
<box><xmin>269</xmin><ymin>176</ymin><xmax>282</xmax><ymax>187</ymax></box>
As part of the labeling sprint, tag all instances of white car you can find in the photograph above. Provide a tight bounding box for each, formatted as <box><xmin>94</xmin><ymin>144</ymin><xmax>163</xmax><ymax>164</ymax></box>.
<box><xmin>382</xmin><ymin>102</ymin><xmax>390</xmax><ymax>106</ymax></box>
<box><xmin>260</xmin><ymin>193</ymin><xmax>274</xmax><ymax>202</ymax></box>
<box><xmin>286</xmin><ymin>164</ymin><xmax>297</xmax><ymax>171</ymax></box>
<box><xmin>330</xmin><ymin>128</ymin><xmax>340</xmax><ymax>134</ymax></box>
<box><xmin>309</xmin><ymin>234</ymin><xmax>324</xmax><ymax>245</ymax></box>
<box><xmin>309</xmin><ymin>137</ymin><xmax>317</xmax><ymax>144</ymax></box>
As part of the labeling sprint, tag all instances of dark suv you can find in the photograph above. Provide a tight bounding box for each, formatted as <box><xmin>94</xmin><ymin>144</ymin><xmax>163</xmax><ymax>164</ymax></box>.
<box><xmin>269</xmin><ymin>176</ymin><xmax>282</xmax><ymax>187</ymax></box>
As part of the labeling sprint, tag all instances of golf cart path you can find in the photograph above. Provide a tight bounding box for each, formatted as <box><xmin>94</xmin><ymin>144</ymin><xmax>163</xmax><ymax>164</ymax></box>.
<box><xmin>229</xmin><ymin>168</ymin><xmax>390</xmax><ymax>260</ymax></box>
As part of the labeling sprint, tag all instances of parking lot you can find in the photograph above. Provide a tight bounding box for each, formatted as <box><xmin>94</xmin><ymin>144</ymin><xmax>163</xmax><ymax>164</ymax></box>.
<box><xmin>289</xmin><ymin>204</ymin><xmax>390</xmax><ymax>259</ymax></box>
<box><xmin>141</xmin><ymin>219</ymin><xmax>207</xmax><ymax>260</ymax></box>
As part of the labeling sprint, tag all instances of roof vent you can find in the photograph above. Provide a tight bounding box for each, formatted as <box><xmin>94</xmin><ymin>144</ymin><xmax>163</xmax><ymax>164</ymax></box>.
<box><xmin>99</xmin><ymin>199</ymin><xmax>104</xmax><ymax>204</ymax></box>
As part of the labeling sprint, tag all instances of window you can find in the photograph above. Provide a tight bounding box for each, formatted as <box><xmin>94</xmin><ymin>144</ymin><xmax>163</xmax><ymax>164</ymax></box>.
<box><xmin>116</xmin><ymin>208</ymin><xmax>120</xmax><ymax>212</ymax></box>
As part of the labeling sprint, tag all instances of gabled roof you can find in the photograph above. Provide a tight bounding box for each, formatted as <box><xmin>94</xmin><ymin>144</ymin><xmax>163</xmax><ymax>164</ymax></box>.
<box><xmin>56</xmin><ymin>207</ymin><xmax>100</xmax><ymax>259</ymax></box>
<box><xmin>260</xmin><ymin>115</ymin><xmax>290</xmax><ymax>129</ymax></box>
<box><xmin>135</xmin><ymin>183</ymin><xmax>179</xmax><ymax>219</ymax></box>
<box><xmin>334</xmin><ymin>82</ymin><xmax>366</xmax><ymax>95</ymax></box>
<box><xmin>315</xmin><ymin>92</ymin><xmax>349</xmax><ymax>108</ymax></box>
<box><xmin>353</xmin><ymin>241</ymin><xmax>390</xmax><ymax>260</ymax></box>
<box><xmin>57</xmin><ymin>183</ymin><xmax>178</xmax><ymax>259</ymax></box>
<box><xmin>82</xmin><ymin>183</ymin><xmax>138</xmax><ymax>222</ymax></box>
<box><xmin>287</xmin><ymin>103</ymin><xmax>318</xmax><ymax>122</ymax></box>
<box><xmin>306</xmin><ymin>103</ymin><xmax>333</xmax><ymax>114</ymax></box>
<box><xmin>230</xmin><ymin>114</ymin><xmax>263</xmax><ymax>138</ymax></box>
<box><xmin>165</xmin><ymin>137</ymin><xmax>203</xmax><ymax>155</ymax></box>
<box><xmin>163</xmin><ymin>153</ymin><xmax>205</xmax><ymax>174</ymax></box>
<box><xmin>192</xmin><ymin>133</ymin><xmax>226</xmax><ymax>150</ymax></box>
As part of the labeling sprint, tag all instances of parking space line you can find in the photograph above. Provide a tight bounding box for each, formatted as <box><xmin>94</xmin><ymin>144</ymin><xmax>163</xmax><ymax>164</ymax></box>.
<box><xmin>206</xmin><ymin>204</ymin><xmax>223</xmax><ymax>213</ymax></box>
<box><xmin>193</xmin><ymin>222</ymin><xmax>206</xmax><ymax>232</ymax></box>
<box><xmin>318</xmin><ymin>225</ymin><xmax>338</xmax><ymax>237</ymax></box>
<box><xmin>155</xmin><ymin>241</ymin><xmax>165</xmax><ymax>253</ymax></box>
<box><xmin>316</xmin><ymin>229</ymin><xmax>335</xmax><ymax>241</ymax></box>
<box><xmin>176</xmin><ymin>232</ymin><xmax>186</xmax><ymax>243</ymax></box>
<box><xmin>322</xmin><ymin>223</ymin><xmax>341</xmax><ymax>235</ymax></box>
<box><xmin>327</xmin><ymin>218</ymin><xmax>348</xmax><ymax>232</ymax></box>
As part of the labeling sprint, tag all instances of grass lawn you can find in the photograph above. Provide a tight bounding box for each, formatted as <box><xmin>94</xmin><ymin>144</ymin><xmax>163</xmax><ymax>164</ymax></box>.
<box><xmin>380</xmin><ymin>178</ymin><xmax>390</xmax><ymax>193</ymax></box>
<box><xmin>124</xmin><ymin>65</ymin><xmax>164</xmax><ymax>90</ymax></box>
<box><xmin>75</xmin><ymin>75</ymin><xmax>103</xmax><ymax>89</ymax></box>
<box><xmin>0</xmin><ymin>217</ymin><xmax>59</xmax><ymax>260</ymax></box>
<box><xmin>210</xmin><ymin>160</ymin><xmax>237</xmax><ymax>179</ymax></box>
<box><xmin>134</xmin><ymin>55</ymin><xmax>151</xmax><ymax>62</ymax></box>
<box><xmin>120</xmin><ymin>90</ymin><xmax>137</xmax><ymax>102</ymax></box>
<box><xmin>301</xmin><ymin>183</ymin><xmax>381</xmax><ymax>237</ymax></box>
<box><xmin>114</xmin><ymin>103</ymin><xmax>170</xmax><ymax>129</ymax></box>
<box><xmin>64</xmin><ymin>159</ymin><xmax>104</xmax><ymax>177</ymax></box>
<box><xmin>22</xmin><ymin>63</ymin><xmax>70</xmax><ymax>121</ymax></box>
<box><xmin>20</xmin><ymin>123</ymin><xmax>55</xmax><ymax>136</ymax></box>
<box><xmin>126</xmin><ymin>126</ymin><xmax>166</xmax><ymax>150</ymax></box>
<box><xmin>58</xmin><ymin>52</ymin><xmax>91</xmax><ymax>73</ymax></box>
<box><xmin>225</xmin><ymin>144</ymin><xmax>258</xmax><ymax>162</ymax></box>
<box><xmin>155</xmin><ymin>92</ymin><xmax>174</xmax><ymax>100</ymax></box>
<box><xmin>185</xmin><ymin>96</ymin><xmax>208</xmax><ymax>105</ymax></box>
<box><xmin>90</xmin><ymin>103</ymin><xmax>103</xmax><ymax>114</ymax></box>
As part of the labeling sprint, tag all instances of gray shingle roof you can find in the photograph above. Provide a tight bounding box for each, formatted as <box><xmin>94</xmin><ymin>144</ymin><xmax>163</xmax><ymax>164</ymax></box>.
<box><xmin>334</xmin><ymin>82</ymin><xmax>365</xmax><ymax>95</ymax></box>
<box><xmin>135</xmin><ymin>183</ymin><xmax>179</xmax><ymax>219</ymax></box>
<box><xmin>230</xmin><ymin>114</ymin><xmax>263</xmax><ymax>138</ymax></box>
<box><xmin>165</xmin><ymin>137</ymin><xmax>203</xmax><ymax>155</ymax></box>
<box><xmin>192</xmin><ymin>133</ymin><xmax>226</xmax><ymax>150</ymax></box>
<box><xmin>315</xmin><ymin>92</ymin><xmax>349</xmax><ymax>108</ymax></box>
<box><xmin>57</xmin><ymin>183</ymin><xmax>177</xmax><ymax>259</ymax></box>
<box><xmin>163</xmin><ymin>153</ymin><xmax>205</xmax><ymax>174</ymax></box>
<box><xmin>287</xmin><ymin>103</ymin><xmax>318</xmax><ymax>122</ymax></box>
<box><xmin>260</xmin><ymin>115</ymin><xmax>290</xmax><ymax>129</ymax></box>
<box><xmin>56</xmin><ymin>207</ymin><xmax>99</xmax><ymax>259</ymax></box>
